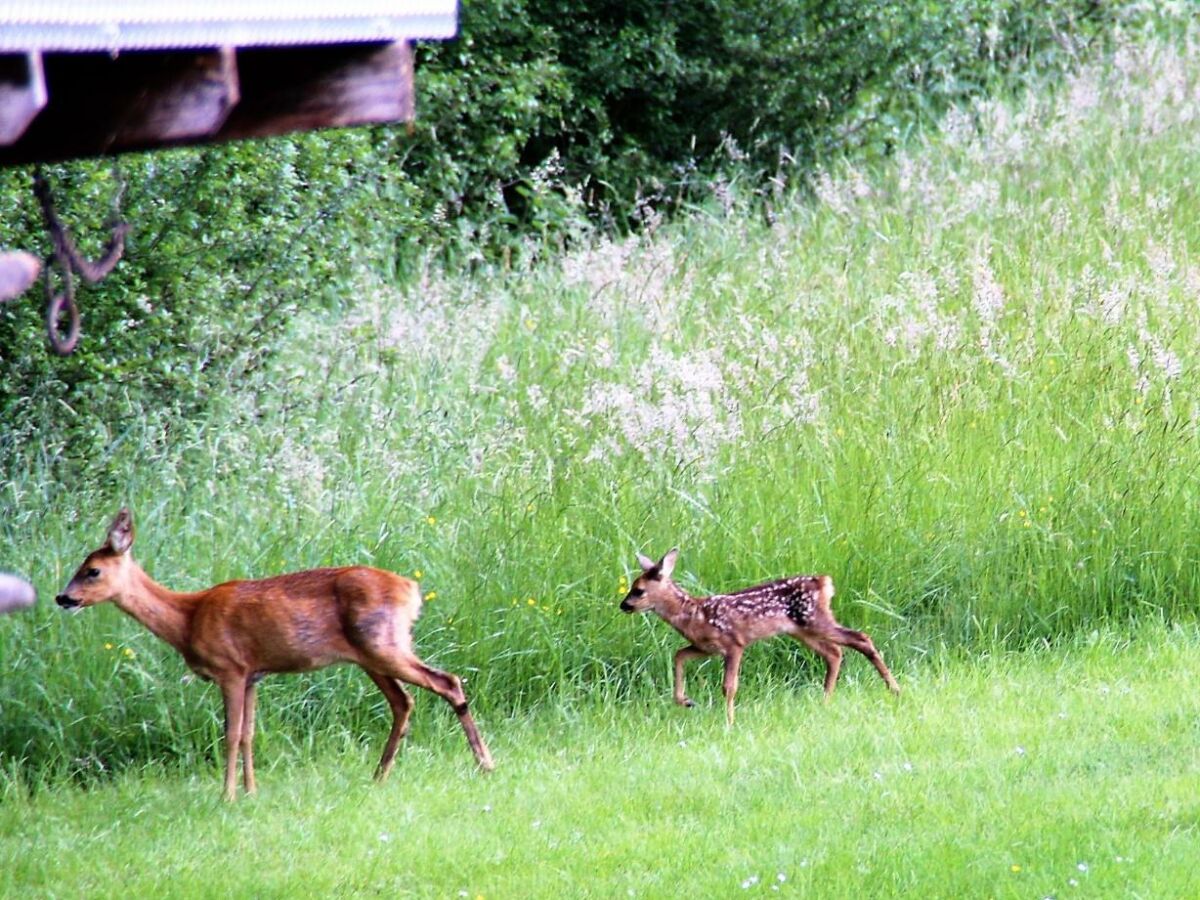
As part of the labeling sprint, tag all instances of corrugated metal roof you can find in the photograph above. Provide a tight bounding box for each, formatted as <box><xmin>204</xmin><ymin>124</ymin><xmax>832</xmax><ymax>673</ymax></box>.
<box><xmin>0</xmin><ymin>2</ymin><xmax>457</xmax><ymax>52</ymax></box>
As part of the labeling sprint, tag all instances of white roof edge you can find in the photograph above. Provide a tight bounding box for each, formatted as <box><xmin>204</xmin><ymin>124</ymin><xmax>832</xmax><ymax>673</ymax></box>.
<box><xmin>0</xmin><ymin>19</ymin><xmax>457</xmax><ymax>53</ymax></box>
<box><xmin>0</xmin><ymin>5</ymin><xmax>458</xmax><ymax>52</ymax></box>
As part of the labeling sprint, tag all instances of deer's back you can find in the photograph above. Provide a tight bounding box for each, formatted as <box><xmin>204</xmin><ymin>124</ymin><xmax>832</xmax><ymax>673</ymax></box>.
<box><xmin>188</xmin><ymin>566</ymin><xmax>421</xmax><ymax>675</ymax></box>
<box><xmin>702</xmin><ymin>575</ymin><xmax>829</xmax><ymax>641</ymax></box>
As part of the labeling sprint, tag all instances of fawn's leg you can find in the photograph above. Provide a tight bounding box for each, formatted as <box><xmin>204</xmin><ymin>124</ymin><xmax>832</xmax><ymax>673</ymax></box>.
<box><xmin>241</xmin><ymin>681</ymin><xmax>258</xmax><ymax>795</ymax></box>
<box><xmin>796</xmin><ymin>633</ymin><xmax>844</xmax><ymax>698</ymax></box>
<box><xmin>834</xmin><ymin>626</ymin><xmax>900</xmax><ymax>694</ymax></box>
<box><xmin>673</xmin><ymin>645</ymin><xmax>710</xmax><ymax>708</ymax></box>
<box><xmin>366</xmin><ymin>671</ymin><xmax>415</xmax><ymax>781</ymax></box>
<box><xmin>722</xmin><ymin>647</ymin><xmax>745</xmax><ymax>726</ymax></box>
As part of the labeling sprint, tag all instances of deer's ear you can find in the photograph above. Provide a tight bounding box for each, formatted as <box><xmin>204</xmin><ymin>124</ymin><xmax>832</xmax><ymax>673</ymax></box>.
<box><xmin>636</xmin><ymin>552</ymin><xmax>656</xmax><ymax>572</ymax></box>
<box><xmin>659</xmin><ymin>548</ymin><xmax>679</xmax><ymax>579</ymax></box>
<box><xmin>106</xmin><ymin>508</ymin><xmax>135</xmax><ymax>555</ymax></box>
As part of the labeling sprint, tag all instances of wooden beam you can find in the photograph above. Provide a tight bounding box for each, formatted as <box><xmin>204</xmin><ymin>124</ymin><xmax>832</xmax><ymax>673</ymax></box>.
<box><xmin>0</xmin><ymin>49</ymin><xmax>238</xmax><ymax>165</ymax></box>
<box><xmin>216</xmin><ymin>42</ymin><xmax>413</xmax><ymax>141</ymax></box>
<box><xmin>0</xmin><ymin>41</ymin><xmax>413</xmax><ymax>166</ymax></box>
<box><xmin>117</xmin><ymin>47</ymin><xmax>239</xmax><ymax>146</ymax></box>
<box><xmin>0</xmin><ymin>52</ymin><xmax>47</xmax><ymax>145</ymax></box>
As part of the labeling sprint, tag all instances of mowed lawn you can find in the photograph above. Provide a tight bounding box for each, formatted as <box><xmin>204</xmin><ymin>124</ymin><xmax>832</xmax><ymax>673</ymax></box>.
<box><xmin>2</xmin><ymin>624</ymin><xmax>1197</xmax><ymax>898</ymax></box>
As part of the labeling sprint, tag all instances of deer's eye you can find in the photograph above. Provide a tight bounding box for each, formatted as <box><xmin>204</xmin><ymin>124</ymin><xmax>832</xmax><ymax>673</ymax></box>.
<box><xmin>85</xmin><ymin>568</ymin><xmax>101</xmax><ymax>579</ymax></box>
<box><xmin>630</xmin><ymin>587</ymin><xmax>645</xmax><ymax>598</ymax></box>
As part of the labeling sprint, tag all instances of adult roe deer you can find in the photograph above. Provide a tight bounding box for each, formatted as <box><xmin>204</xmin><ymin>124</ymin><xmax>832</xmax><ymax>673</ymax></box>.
<box><xmin>56</xmin><ymin>508</ymin><xmax>494</xmax><ymax>800</ymax></box>
<box><xmin>620</xmin><ymin>549</ymin><xmax>899</xmax><ymax>724</ymax></box>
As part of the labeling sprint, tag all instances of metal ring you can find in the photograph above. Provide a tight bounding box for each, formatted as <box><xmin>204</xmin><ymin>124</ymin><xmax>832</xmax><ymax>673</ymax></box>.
<box><xmin>47</xmin><ymin>289</ymin><xmax>80</xmax><ymax>356</ymax></box>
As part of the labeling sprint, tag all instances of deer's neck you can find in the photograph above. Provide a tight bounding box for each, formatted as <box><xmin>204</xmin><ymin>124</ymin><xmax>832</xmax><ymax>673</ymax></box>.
<box><xmin>656</xmin><ymin>585</ymin><xmax>707</xmax><ymax>640</ymax></box>
<box><xmin>114</xmin><ymin>565</ymin><xmax>200</xmax><ymax>653</ymax></box>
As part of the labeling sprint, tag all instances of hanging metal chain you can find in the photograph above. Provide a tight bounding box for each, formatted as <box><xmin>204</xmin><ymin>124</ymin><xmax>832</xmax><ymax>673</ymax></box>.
<box><xmin>33</xmin><ymin>167</ymin><xmax>131</xmax><ymax>355</ymax></box>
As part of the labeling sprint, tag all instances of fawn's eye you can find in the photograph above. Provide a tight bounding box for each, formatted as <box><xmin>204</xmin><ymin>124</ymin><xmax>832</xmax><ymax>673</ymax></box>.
<box><xmin>85</xmin><ymin>568</ymin><xmax>101</xmax><ymax>579</ymax></box>
<box><xmin>630</xmin><ymin>587</ymin><xmax>645</xmax><ymax>598</ymax></box>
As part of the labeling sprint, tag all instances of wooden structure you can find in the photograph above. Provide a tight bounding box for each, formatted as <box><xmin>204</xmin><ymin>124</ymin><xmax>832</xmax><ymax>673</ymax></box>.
<box><xmin>0</xmin><ymin>2</ymin><xmax>458</xmax><ymax>165</ymax></box>
<box><xmin>0</xmin><ymin>3</ymin><xmax>457</xmax><ymax>326</ymax></box>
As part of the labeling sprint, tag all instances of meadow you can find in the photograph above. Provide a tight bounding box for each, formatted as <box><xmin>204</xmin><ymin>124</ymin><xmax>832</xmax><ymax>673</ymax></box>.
<box><xmin>2</xmin><ymin>625</ymin><xmax>1199</xmax><ymax>897</ymax></box>
<box><xmin>2</xmin><ymin>16</ymin><xmax>1200</xmax><ymax>896</ymax></box>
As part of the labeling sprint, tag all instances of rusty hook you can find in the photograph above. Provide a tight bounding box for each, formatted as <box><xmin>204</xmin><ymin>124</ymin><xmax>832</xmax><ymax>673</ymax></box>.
<box><xmin>44</xmin><ymin>264</ymin><xmax>79</xmax><ymax>356</ymax></box>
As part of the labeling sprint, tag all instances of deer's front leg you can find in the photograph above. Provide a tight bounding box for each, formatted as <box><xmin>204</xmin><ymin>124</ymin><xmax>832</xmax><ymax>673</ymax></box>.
<box><xmin>674</xmin><ymin>645</ymin><xmax>709</xmax><ymax>708</ymax></box>
<box><xmin>722</xmin><ymin>647</ymin><xmax>745</xmax><ymax>726</ymax></box>
<box><xmin>241</xmin><ymin>681</ymin><xmax>258</xmax><ymax>795</ymax></box>
<box><xmin>219</xmin><ymin>676</ymin><xmax>248</xmax><ymax>802</ymax></box>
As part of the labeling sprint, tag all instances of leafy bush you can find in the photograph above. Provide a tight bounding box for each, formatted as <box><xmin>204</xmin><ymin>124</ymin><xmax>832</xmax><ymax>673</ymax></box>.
<box><xmin>0</xmin><ymin>0</ymin><xmax>1136</xmax><ymax>477</ymax></box>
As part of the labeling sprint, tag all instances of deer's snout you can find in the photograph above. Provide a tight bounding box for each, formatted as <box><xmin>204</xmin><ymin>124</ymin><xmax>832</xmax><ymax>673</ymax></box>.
<box><xmin>55</xmin><ymin>593</ymin><xmax>80</xmax><ymax>609</ymax></box>
<box><xmin>620</xmin><ymin>598</ymin><xmax>634</xmax><ymax>612</ymax></box>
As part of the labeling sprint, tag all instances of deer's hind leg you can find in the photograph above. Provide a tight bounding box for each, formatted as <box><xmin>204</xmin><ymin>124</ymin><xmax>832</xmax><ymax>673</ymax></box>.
<box><xmin>366</xmin><ymin>671</ymin><xmax>415</xmax><ymax>781</ymax></box>
<box><xmin>830</xmin><ymin>626</ymin><xmax>900</xmax><ymax>694</ymax></box>
<box><xmin>794</xmin><ymin>632</ymin><xmax>844</xmax><ymax>698</ymax></box>
<box><xmin>722</xmin><ymin>646</ymin><xmax>745</xmax><ymax>726</ymax></box>
<box><xmin>369</xmin><ymin>651</ymin><xmax>495</xmax><ymax>772</ymax></box>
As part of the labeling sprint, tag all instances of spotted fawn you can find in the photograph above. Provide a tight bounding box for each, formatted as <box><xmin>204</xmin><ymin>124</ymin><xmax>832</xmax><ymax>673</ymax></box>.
<box><xmin>620</xmin><ymin>548</ymin><xmax>899</xmax><ymax>724</ymax></box>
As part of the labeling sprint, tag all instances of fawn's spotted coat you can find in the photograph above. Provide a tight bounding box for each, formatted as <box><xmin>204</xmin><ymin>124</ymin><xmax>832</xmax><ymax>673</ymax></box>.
<box><xmin>621</xmin><ymin>549</ymin><xmax>899</xmax><ymax>724</ymax></box>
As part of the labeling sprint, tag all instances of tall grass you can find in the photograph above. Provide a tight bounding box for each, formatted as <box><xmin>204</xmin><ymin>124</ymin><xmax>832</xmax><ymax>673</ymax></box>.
<box><xmin>3</xmin><ymin>18</ymin><xmax>1200</xmax><ymax>784</ymax></box>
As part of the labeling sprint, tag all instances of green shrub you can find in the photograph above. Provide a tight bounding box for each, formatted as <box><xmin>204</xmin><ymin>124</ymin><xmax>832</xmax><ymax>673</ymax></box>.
<box><xmin>0</xmin><ymin>0</ymin><xmax>1138</xmax><ymax>476</ymax></box>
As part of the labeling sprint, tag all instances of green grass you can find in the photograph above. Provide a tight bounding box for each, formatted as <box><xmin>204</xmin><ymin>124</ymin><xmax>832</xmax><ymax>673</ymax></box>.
<box><xmin>3</xmin><ymin>623</ymin><xmax>1199</xmax><ymax>898</ymax></box>
<box><xmin>1</xmin><ymin>20</ymin><xmax>1200</xmax><ymax>892</ymax></box>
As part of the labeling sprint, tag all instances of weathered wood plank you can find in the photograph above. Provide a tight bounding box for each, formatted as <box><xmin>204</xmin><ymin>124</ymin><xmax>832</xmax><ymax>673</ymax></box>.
<box><xmin>216</xmin><ymin>42</ymin><xmax>413</xmax><ymax>141</ymax></box>
<box><xmin>0</xmin><ymin>49</ymin><xmax>238</xmax><ymax>165</ymax></box>
<box><xmin>0</xmin><ymin>41</ymin><xmax>413</xmax><ymax>165</ymax></box>
<box><xmin>0</xmin><ymin>52</ymin><xmax>47</xmax><ymax>145</ymax></box>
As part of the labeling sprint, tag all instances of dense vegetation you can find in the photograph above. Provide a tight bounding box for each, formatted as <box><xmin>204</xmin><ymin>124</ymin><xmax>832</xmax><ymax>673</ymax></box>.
<box><xmin>2</xmin><ymin>9</ymin><xmax>1197</xmax><ymax>791</ymax></box>
<box><xmin>0</xmin><ymin>0</ymin><xmax>1131</xmax><ymax>467</ymax></box>
<box><xmin>3</xmin><ymin>5</ymin><xmax>1199</xmax><ymax>894</ymax></box>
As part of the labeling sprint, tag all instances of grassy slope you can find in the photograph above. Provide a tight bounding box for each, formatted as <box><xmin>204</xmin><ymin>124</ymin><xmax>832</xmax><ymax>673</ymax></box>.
<box><xmin>4</xmin><ymin>30</ymin><xmax>1200</xmax><ymax>781</ymax></box>
<box><xmin>2</xmin><ymin>624</ymin><xmax>1198</xmax><ymax>898</ymax></box>
<box><xmin>2</xmin><ymin>18</ymin><xmax>1200</xmax><ymax>894</ymax></box>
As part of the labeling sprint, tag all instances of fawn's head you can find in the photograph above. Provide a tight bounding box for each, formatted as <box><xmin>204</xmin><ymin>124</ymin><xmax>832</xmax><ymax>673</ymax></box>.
<box><xmin>56</xmin><ymin>508</ymin><xmax>137</xmax><ymax>610</ymax></box>
<box><xmin>620</xmin><ymin>548</ymin><xmax>680</xmax><ymax>613</ymax></box>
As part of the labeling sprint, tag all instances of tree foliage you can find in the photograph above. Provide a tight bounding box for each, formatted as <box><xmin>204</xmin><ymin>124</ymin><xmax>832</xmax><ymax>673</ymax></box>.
<box><xmin>0</xmin><ymin>0</ymin><xmax>1127</xmax><ymax>476</ymax></box>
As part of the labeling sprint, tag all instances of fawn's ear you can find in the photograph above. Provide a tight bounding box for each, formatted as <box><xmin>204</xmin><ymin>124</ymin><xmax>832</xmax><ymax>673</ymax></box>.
<box><xmin>106</xmin><ymin>508</ymin><xmax>135</xmax><ymax>555</ymax></box>
<box><xmin>636</xmin><ymin>552</ymin><xmax>656</xmax><ymax>572</ymax></box>
<box><xmin>659</xmin><ymin>548</ymin><xmax>679</xmax><ymax>579</ymax></box>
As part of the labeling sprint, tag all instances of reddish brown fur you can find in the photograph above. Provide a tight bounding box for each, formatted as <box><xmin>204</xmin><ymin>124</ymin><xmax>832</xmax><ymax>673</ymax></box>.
<box><xmin>57</xmin><ymin>509</ymin><xmax>493</xmax><ymax>800</ymax></box>
<box><xmin>620</xmin><ymin>548</ymin><xmax>899</xmax><ymax>724</ymax></box>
